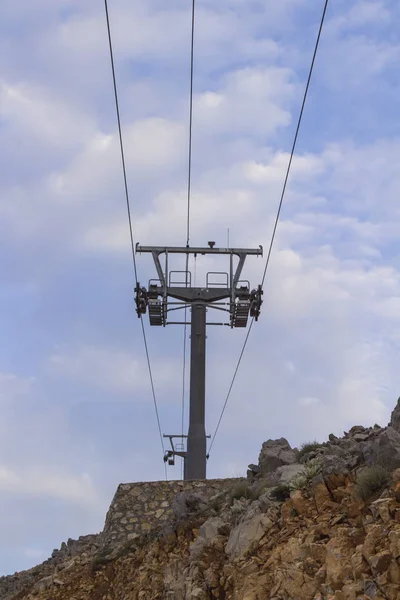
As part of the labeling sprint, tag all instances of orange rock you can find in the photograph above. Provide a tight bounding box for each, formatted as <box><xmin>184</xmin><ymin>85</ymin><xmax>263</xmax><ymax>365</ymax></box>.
<box><xmin>341</xmin><ymin>581</ymin><xmax>364</xmax><ymax>598</ymax></box>
<box><xmin>389</xmin><ymin>529</ymin><xmax>400</xmax><ymax>559</ymax></box>
<box><xmin>362</xmin><ymin>524</ymin><xmax>385</xmax><ymax>561</ymax></box>
<box><xmin>281</xmin><ymin>499</ymin><xmax>294</xmax><ymax>522</ymax></box>
<box><xmin>325</xmin><ymin>530</ymin><xmax>354</xmax><ymax>590</ymax></box>
<box><xmin>308</xmin><ymin>542</ymin><xmax>327</xmax><ymax>564</ymax></box>
<box><xmin>389</xmin><ymin>559</ymin><xmax>400</xmax><ymax>584</ymax></box>
<box><xmin>369</xmin><ymin>550</ymin><xmax>392</xmax><ymax>574</ymax></box>
<box><xmin>392</xmin><ymin>481</ymin><xmax>400</xmax><ymax>503</ymax></box>
<box><xmin>343</xmin><ymin>495</ymin><xmax>364</xmax><ymax>519</ymax></box>
<box><xmin>291</xmin><ymin>490</ymin><xmax>309</xmax><ymax>517</ymax></box>
<box><xmin>351</xmin><ymin>547</ymin><xmax>367</xmax><ymax>579</ymax></box>
<box><xmin>304</xmin><ymin>523</ymin><xmax>330</xmax><ymax>544</ymax></box>
<box><xmin>314</xmin><ymin>482</ymin><xmax>333</xmax><ymax>512</ymax></box>
<box><xmin>326</xmin><ymin>473</ymin><xmax>348</xmax><ymax>490</ymax></box>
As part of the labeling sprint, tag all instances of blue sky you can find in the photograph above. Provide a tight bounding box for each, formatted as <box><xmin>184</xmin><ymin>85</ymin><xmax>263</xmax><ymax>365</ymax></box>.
<box><xmin>1</xmin><ymin>0</ymin><xmax>400</xmax><ymax>575</ymax></box>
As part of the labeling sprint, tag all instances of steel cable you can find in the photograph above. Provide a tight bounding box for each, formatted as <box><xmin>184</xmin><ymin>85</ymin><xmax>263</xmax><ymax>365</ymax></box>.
<box><xmin>208</xmin><ymin>0</ymin><xmax>330</xmax><ymax>456</ymax></box>
<box><xmin>104</xmin><ymin>0</ymin><xmax>167</xmax><ymax>479</ymax></box>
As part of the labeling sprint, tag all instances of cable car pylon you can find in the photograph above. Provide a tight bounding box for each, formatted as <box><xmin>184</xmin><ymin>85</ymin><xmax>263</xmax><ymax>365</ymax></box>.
<box><xmin>135</xmin><ymin>241</ymin><xmax>263</xmax><ymax>480</ymax></box>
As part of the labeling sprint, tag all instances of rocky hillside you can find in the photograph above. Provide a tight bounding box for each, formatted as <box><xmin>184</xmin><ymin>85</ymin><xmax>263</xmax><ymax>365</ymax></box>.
<box><xmin>4</xmin><ymin>400</ymin><xmax>400</xmax><ymax>599</ymax></box>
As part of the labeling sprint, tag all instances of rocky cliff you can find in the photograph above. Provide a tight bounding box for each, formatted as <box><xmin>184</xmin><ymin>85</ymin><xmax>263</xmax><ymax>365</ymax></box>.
<box><xmin>4</xmin><ymin>399</ymin><xmax>400</xmax><ymax>600</ymax></box>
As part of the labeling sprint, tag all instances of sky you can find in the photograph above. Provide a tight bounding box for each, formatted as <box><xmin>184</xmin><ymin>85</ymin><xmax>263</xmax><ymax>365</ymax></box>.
<box><xmin>1</xmin><ymin>0</ymin><xmax>400</xmax><ymax>576</ymax></box>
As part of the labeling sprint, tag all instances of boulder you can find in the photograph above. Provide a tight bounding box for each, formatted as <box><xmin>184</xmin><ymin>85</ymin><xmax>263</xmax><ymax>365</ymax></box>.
<box><xmin>189</xmin><ymin>517</ymin><xmax>226</xmax><ymax>559</ymax></box>
<box><xmin>247</xmin><ymin>464</ymin><xmax>261</xmax><ymax>480</ymax></box>
<box><xmin>258</xmin><ymin>438</ymin><xmax>297</xmax><ymax>474</ymax></box>
<box><xmin>361</xmin><ymin>427</ymin><xmax>400</xmax><ymax>469</ymax></box>
<box><xmin>390</xmin><ymin>398</ymin><xmax>400</xmax><ymax>433</ymax></box>
<box><xmin>320</xmin><ymin>454</ymin><xmax>349</xmax><ymax>476</ymax></box>
<box><xmin>257</xmin><ymin>492</ymin><xmax>274</xmax><ymax>512</ymax></box>
<box><xmin>33</xmin><ymin>576</ymin><xmax>53</xmax><ymax>593</ymax></box>
<box><xmin>319</xmin><ymin>441</ymin><xmax>362</xmax><ymax>474</ymax></box>
<box><xmin>198</xmin><ymin>517</ymin><xmax>226</xmax><ymax>542</ymax></box>
<box><xmin>267</xmin><ymin>463</ymin><xmax>305</xmax><ymax>486</ymax></box>
<box><xmin>172</xmin><ymin>491</ymin><xmax>207</xmax><ymax>522</ymax></box>
<box><xmin>226</xmin><ymin>514</ymin><xmax>273</xmax><ymax>558</ymax></box>
<box><xmin>248</xmin><ymin>464</ymin><xmax>261</xmax><ymax>474</ymax></box>
<box><xmin>348</xmin><ymin>425</ymin><xmax>367</xmax><ymax>435</ymax></box>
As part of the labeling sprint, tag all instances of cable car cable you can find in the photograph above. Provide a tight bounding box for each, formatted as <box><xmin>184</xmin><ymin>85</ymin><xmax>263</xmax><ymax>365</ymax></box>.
<box><xmin>208</xmin><ymin>0</ymin><xmax>330</xmax><ymax>456</ymax></box>
<box><xmin>104</xmin><ymin>0</ymin><xmax>167</xmax><ymax>479</ymax></box>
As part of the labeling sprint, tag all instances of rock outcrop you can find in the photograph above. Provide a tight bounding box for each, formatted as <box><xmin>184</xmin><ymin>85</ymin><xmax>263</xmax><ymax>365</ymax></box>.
<box><xmin>258</xmin><ymin>437</ymin><xmax>297</xmax><ymax>473</ymax></box>
<box><xmin>389</xmin><ymin>397</ymin><xmax>400</xmax><ymax>432</ymax></box>
<box><xmin>4</xmin><ymin>399</ymin><xmax>400</xmax><ymax>599</ymax></box>
<box><xmin>4</xmin><ymin>469</ymin><xmax>400</xmax><ymax>599</ymax></box>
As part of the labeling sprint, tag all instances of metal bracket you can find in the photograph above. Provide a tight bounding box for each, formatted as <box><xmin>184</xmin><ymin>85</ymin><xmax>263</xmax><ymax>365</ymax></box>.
<box><xmin>135</xmin><ymin>243</ymin><xmax>263</xmax><ymax>328</ymax></box>
<box><xmin>163</xmin><ymin>434</ymin><xmax>211</xmax><ymax>467</ymax></box>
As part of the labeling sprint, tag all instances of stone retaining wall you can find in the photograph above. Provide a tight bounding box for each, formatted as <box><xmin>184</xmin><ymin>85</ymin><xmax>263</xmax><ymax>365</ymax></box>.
<box><xmin>102</xmin><ymin>478</ymin><xmax>240</xmax><ymax>546</ymax></box>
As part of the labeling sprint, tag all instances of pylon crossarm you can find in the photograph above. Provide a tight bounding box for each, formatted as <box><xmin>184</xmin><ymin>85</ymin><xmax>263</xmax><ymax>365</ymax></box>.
<box><xmin>150</xmin><ymin>250</ymin><xmax>166</xmax><ymax>287</ymax></box>
<box><xmin>137</xmin><ymin>244</ymin><xmax>263</xmax><ymax>257</ymax></box>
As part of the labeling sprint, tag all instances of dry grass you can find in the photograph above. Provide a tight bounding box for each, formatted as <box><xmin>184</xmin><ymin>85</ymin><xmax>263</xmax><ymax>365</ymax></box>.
<box><xmin>297</xmin><ymin>441</ymin><xmax>324</xmax><ymax>461</ymax></box>
<box><xmin>355</xmin><ymin>465</ymin><xmax>391</xmax><ymax>501</ymax></box>
<box><xmin>230</xmin><ymin>480</ymin><xmax>267</xmax><ymax>502</ymax></box>
<box><xmin>270</xmin><ymin>484</ymin><xmax>291</xmax><ymax>502</ymax></box>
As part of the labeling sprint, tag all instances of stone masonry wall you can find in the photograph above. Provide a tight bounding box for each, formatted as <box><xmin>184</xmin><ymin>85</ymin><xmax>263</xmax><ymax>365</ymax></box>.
<box><xmin>102</xmin><ymin>478</ymin><xmax>241</xmax><ymax>546</ymax></box>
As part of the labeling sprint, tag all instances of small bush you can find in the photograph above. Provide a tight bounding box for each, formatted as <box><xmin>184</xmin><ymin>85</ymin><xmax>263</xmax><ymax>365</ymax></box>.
<box><xmin>304</xmin><ymin>458</ymin><xmax>322</xmax><ymax>479</ymax></box>
<box><xmin>210</xmin><ymin>495</ymin><xmax>225</xmax><ymax>512</ymax></box>
<box><xmin>356</xmin><ymin>465</ymin><xmax>391</xmax><ymax>501</ymax></box>
<box><xmin>116</xmin><ymin>539</ymin><xmax>140</xmax><ymax>559</ymax></box>
<box><xmin>230</xmin><ymin>480</ymin><xmax>267</xmax><ymax>502</ymax></box>
<box><xmin>91</xmin><ymin>549</ymin><xmax>114</xmax><ymax>571</ymax></box>
<box><xmin>270</xmin><ymin>484</ymin><xmax>291</xmax><ymax>502</ymax></box>
<box><xmin>231</xmin><ymin>498</ymin><xmax>247</xmax><ymax>515</ymax></box>
<box><xmin>230</xmin><ymin>480</ymin><xmax>251</xmax><ymax>500</ymax></box>
<box><xmin>288</xmin><ymin>459</ymin><xmax>322</xmax><ymax>491</ymax></box>
<box><xmin>297</xmin><ymin>441</ymin><xmax>324</xmax><ymax>461</ymax></box>
<box><xmin>289</xmin><ymin>473</ymin><xmax>308</xmax><ymax>491</ymax></box>
<box><xmin>250</xmin><ymin>481</ymin><xmax>268</xmax><ymax>500</ymax></box>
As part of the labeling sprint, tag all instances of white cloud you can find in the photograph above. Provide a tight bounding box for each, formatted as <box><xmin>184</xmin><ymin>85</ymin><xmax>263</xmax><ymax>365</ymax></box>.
<box><xmin>0</xmin><ymin>373</ymin><xmax>35</xmax><ymax>400</ymax></box>
<box><xmin>0</xmin><ymin>80</ymin><xmax>95</xmax><ymax>150</ymax></box>
<box><xmin>195</xmin><ymin>67</ymin><xmax>294</xmax><ymax>136</ymax></box>
<box><xmin>48</xmin><ymin>344</ymin><xmax>180</xmax><ymax>396</ymax></box>
<box><xmin>24</xmin><ymin>548</ymin><xmax>48</xmax><ymax>560</ymax></box>
<box><xmin>49</xmin><ymin>345</ymin><xmax>145</xmax><ymax>393</ymax></box>
<box><xmin>0</xmin><ymin>466</ymin><xmax>99</xmax><ymax>507</ymax></box>
<box><xmin>328</xmin><ymin>1</ymin><xmax>391</xmax><ymax>33</ymax></box>
<box><xmin>298</xmin><ymin>396</ymin><xmax>320</xmax><ymax>407</ymax></box>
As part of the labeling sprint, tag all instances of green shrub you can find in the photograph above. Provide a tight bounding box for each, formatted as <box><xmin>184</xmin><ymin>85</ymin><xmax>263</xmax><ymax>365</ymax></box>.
<box><xmin>270</xmin><ymin>483</ymin><xmax>291</xmax><ymax>502</ymax></box>
<box><xmin>289</xmin><ymin>473</ymin><xmax>308</xmax><ymax>491</ymax></box>
<box><xmin>289</xmin><ymin>459</ymin><xmax>322</xmax><ymax>491</ymax></box>
<box><xmin>231</xmin><ymin>498</ymin><xmax>247</xmax><ymax>515</ymax></box>
<box><xmin>297</xmin><ymin>441</ymin><xmax>324</xmax><ymax>461</ymax></box>
<box><xmin>355</xmin><ymin>465</ymin><xmax>391</xmax><ymax>501</ymax></box>
<box><xmin>230</xmin><ymin>480</ymin><xmax>267</xmax><ymax>502</ymax></box>
<box><xmin>210</xmin><ymin>495</ymin><xmax>225</xmax><ymax>512</ymax></box>
<box><xmin>304</xmin><ymin>458</ymin><xmax>322</xmax><ymax>479</ymax></box>
<box><xmin>250</xmin><ymin>481</ymin><xmax>268</xmax><ymax>500</ymax></box>
<box><xmin>91</xmin><ymin>548</ymin><xmax>114</xmax><ymax>571</ymax></box>
<box><xmin>230</xmin><ymin>480</ymin><xmax>251</xmax><ymax>500</ymax></box>
<box><xmin>116</xmin><ymin>539</ymin><xmax>139</xmax><ymax>559</ymax></box>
